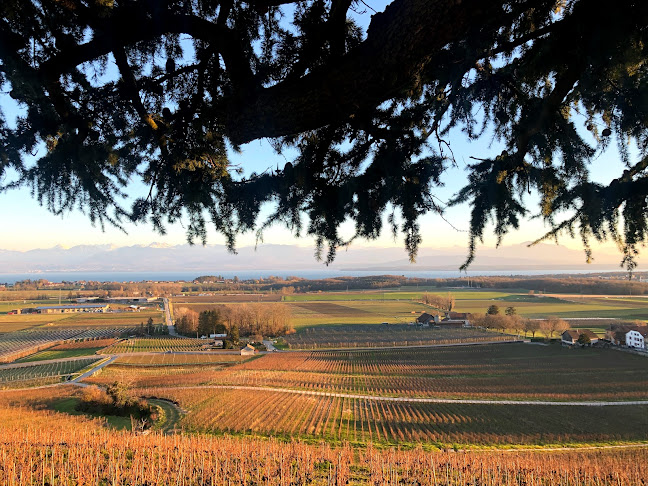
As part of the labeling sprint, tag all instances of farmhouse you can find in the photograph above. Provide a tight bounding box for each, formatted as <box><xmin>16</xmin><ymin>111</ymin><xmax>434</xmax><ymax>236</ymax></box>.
<box><xmin>416</xmin><ymin>313</ymin><xmax>437</xmax><ymax>327</ymax></box>
<box><xmin>625</xmin><ymin>329</ymin><xmax>648</xmax><ymax>349</ymax></box>
<box><xmin>240</xmin><ymin>344</ymin><xmax>256</xmax><ymax>356</ymax></box>
<box><xmin>442</xmin><ymin>312</ymin><xmax>473</xmax><ymax>327</ymax></box>
<box><xmin>561</xmin><ymin>329</ymin><xmax>599</xmax><ymax>345</ymax></box>
<box><xmin>35</xmin><ymin>304</ymin><xmax>109</xmax><ymax>314</ymax></box>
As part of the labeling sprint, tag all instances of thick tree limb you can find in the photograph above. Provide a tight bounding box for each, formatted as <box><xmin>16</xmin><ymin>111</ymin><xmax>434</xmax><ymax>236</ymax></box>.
<box><xmin>223</xmin><ymin>0</ymin><xmax>492</xmax><ymax>144</ymax></box>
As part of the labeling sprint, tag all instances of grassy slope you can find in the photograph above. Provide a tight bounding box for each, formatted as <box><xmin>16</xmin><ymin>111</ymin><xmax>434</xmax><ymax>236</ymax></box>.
<box><xmin>16</xmin><ymin>347</ymin><xmax>104</xmax><ymax>362</ymax></box>
<box><xmin>52</xmin><ymin>398</ymin><xmax>132</xmax><ymax>430</ymax></box>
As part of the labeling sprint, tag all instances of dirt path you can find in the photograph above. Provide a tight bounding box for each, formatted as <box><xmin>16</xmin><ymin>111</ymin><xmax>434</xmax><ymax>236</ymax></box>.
<box><xmin>148</xmin><ymin>398</ymin><xmax>184</xmax><ymax>434</ymax></box>
<box><xmin>162</xmin><ymin>384</ymin><xmax>648</xmax><ymax>407</ymax></box>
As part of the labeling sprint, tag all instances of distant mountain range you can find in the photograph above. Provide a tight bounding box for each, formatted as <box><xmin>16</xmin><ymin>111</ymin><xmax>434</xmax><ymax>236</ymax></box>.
<box><xmin>0</xmin><ymin>241</ymin><xmax>629</xmax><ymax>274</ymax></box>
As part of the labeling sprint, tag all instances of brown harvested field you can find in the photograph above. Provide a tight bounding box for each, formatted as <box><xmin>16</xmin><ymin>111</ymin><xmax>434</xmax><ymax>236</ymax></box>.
<box><xmin>292</xmin><ymin>302</ymin><xmax>372</xmax><ymax>315</ymax></box>
<box><xmin>50</xmin><ymin>338</ymin><xmax>118</xmax><ymax>350</ymax></box>
<box><xmin>173</xmin><ymin>294</ymin><xmax>282</xmax><ymax>303</ymax></box>
<box><xmin>284</xmin><ymin>324</ymin><xmax>512</xmax><ymax>349</ymax></box>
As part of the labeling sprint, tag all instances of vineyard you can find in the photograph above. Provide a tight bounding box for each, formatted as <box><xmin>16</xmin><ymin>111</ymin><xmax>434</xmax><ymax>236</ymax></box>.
<box><xmin>284</xmin><ymin>325</ymin><xmax>514</xmax><ymax>349</ymax></box>
<box><xmin>115</xmin><ymin>353</ymin><xmax>250</xmax><ymax>366</ymax></box>
<box><xmin>1</xmin><ymin>282</ymin><xmax>647</xmax><ymax>482</ymax></box>
<box><xmin>82</xmin><ymin>342</ymin><xmax>648</xmax><ymax>400</ymax></box>
<box><xmin>139</xmin><ymin>386</ymin><xmax>648</xmax><ymax>447</ymax></box>
<box><xmin>100</xmin><ymin>337</ymin><xmax>206</xmax><ymax>354</ymax></box>
<box><xmin>17</xmin><ymin>338</ymin><xmax>118</xmax><ymax>362</ymax></box>
<box><xmin>0</xmin><ymin>327</ymin><xmax>138</xmax><ymax>363</ymax></box>
<box><xmin>86</xmin><ymin>364</ymin><xmax>233</xmax><ymax>388</ymax></box>
<box><xmin>0</xmin><ymin>328</ymin><xmax>92</xmax><ymax>363</ymax></box>
<box><xmin>198</xmin><ymin>344</ymin><xmax>648</xmax><ymax>401</ymax></box>
<box><xmin>0</xmin><ymin>357</ymin><xmax>101</xmax><ymax>384</ymax></box>
<box><xmin>0</xmin><ymin>396</ymin><xmax>645</xmax><ymax>485</ymax></box>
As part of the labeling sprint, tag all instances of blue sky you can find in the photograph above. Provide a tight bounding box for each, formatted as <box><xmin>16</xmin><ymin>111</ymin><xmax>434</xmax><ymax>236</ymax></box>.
<box><xmin>0</xmin><ymin>1</ymin><xmax>632</xmax><ymax>267</ymax></box>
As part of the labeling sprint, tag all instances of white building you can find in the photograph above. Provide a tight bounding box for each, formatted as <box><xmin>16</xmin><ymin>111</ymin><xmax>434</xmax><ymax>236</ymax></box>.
<box><xmin>108</xmin><ymin>297</ymin><xmax>158</xmax><ymax>303</ymax></box>
<box><xmin>36</xmin><ymin>304</ymin><xmax>109</xmax><ymax>314</ymax></box>
<box><xmin>625</xmin><ymin>329</ymin><xmax>648</xmax><ymax>349</ymax></box>
<box><xmin>240</xmin><ymin>344</ymin><xmax>256</xmax><ymax>356</ymax></box>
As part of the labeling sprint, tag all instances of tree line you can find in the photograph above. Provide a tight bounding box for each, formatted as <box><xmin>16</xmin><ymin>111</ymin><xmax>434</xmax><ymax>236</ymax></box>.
<box><xmin>174</xmin><ymin>304</ymin><xmax>293</xmax><ymax>338</ymax></box>
<box><xmin>472</xmin><ymin>312</ymin><xmax>571</xmax><ymax>339</ymax></box>
<box><xmin>421</xmin><ymin>293</ymin><xmax>455</xmax><ymax>312</ymax></box>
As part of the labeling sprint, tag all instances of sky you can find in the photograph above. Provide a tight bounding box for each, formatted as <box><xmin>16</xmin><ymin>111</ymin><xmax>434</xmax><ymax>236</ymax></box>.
<box><xmin>0</xmin><ymin>1</ymin><xmax>636</xmax><ymax>269</ymax></box>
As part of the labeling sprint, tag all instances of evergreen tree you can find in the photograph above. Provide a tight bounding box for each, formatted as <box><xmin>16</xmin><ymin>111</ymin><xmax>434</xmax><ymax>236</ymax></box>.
<box><xmin>486</xmin><ymin>305</ymin><xmax>500</xmax><ymax>315</ymax></box>
<box><xmin>1</xmin><ymin>1</ymin><xmax>647</xmax><ymax>267</ymax></box>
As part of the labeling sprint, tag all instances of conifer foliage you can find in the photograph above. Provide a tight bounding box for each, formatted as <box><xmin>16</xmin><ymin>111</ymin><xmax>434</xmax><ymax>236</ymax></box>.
<box><xmin>0</xmin><ymin>0</ymin><xmax>646</xmax><ymax>266</ymax></box>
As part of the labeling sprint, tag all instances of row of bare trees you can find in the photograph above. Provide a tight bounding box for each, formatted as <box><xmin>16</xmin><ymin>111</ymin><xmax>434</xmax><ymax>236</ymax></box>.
<box><xmin>421</xmin><ymin>293</ymin><xmax>455</xmax><ymax>312</ymax></box>
<box><xmin>175</xmin><ymin>304</ymin><xmax>293</xmax><ymax>338</ymax></box>
<box><xmin>473</xmin><ymin>315</ymin><xmax>570</xmax><ymax>339</ymax></box>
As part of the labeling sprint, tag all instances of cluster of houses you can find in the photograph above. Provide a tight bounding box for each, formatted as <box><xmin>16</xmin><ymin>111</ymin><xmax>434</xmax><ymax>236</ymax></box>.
<box><xmin>606</xmin><ymin>324</ymin><xmax>648</xmax><ymax>350</ymax></box>
<box><xmin>416</xmin><ymin>312</ymin><xmax>473</xmax><ymax>327</ymax></box>
<box><xmin>560</xmin><ymin>326</ymin><xmax>648</xmax><ymax>350</ymax></box>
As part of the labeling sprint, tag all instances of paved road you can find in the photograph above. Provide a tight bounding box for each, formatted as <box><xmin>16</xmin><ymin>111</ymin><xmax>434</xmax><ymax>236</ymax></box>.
<box><xmin>162</xmin><ymin>298</ymin><xmax>179</xmax><ymax>336</ymax></box>
<box><xmin>70</xmin><ymin>356</ymin><xmax>117</xmax><ymax>385</ymax></box>
<box><xmin>263</xmin><ymin>340</ymin><xmax>278</xmax><ymax>352</ymax></box>
<box><xmin>164</xmin><ymin>384</ymin><xmax>648</xmax><ymax>407</ymax></box>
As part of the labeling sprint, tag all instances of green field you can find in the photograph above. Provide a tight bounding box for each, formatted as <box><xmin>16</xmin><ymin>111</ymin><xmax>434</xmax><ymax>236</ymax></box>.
<box><xmin>51</xmin><ymin>397</ymin><xmax>132</xmax><ymax>430</ymax></box>
<box><xmin>282</xmin><ymin>289</ymin><xmax>514</xmax><ymax>302</ymax></box>
<box><xmin>100</xmin><ymin>337</ymin><xmax>206</xmax><ymax>354</ymax></box>
<box><xmin>0</xmin><ymin>314</ymin><xmax>72</xmax><ymax>333</ymax></box>
<box><xmin>16</xmin><ymin>347</ymin><xmax>104</xmax><ymax>362</ymax></box>
<box><xmin>172</xmin><ymin>289</ymin><xmax>648</xmax><ymax>331</ymax></box>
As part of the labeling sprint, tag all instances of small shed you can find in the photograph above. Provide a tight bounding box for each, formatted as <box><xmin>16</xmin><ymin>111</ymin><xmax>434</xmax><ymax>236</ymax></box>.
<box><xmin>561</xmin><ymin>329</ymin><xmax>599</xmax><ymax>345</ymax></box>
<box><xmin>240</xmin><ymin>344</ymin><xmax>256</xmax><ymax>356</ymax></box>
